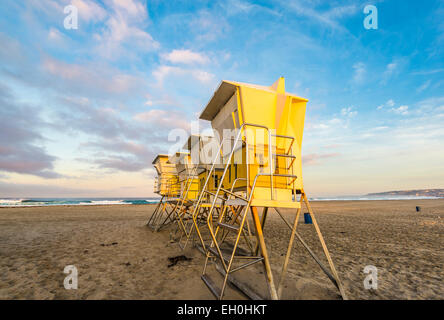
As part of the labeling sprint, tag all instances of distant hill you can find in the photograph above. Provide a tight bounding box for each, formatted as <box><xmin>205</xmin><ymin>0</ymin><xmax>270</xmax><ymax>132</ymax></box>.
<box><xmin>367</xmin><ymin>189</ymin><xmax>444</xmax><ymax>198</ymax></box>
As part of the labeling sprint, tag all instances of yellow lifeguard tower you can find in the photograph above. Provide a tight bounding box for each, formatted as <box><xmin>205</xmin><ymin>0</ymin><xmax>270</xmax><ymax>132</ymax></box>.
<box><xmin>177</xmin><ymin>135</ymin><xmax>227</xmax><ymax>250</ymax></box>
<box><xmin>196</xmin><ymin>77</ymin><xmax>347</xmax><ymax>300</ymax></box>
<box><xmin>152</xmin><ymin>154</ymin><xmax>178</xmax><ymax>196</ymax></box>
<box><xmin>147</xmin><ymin>154</ymin><xmax>180</xmax><ymax>231</ymax></box>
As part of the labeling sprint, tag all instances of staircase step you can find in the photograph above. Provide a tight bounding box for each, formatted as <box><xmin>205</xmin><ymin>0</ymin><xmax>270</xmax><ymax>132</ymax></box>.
<box><xmin>230</xmin><ymin>257</ymin><xmax>264</xmax><ymax>273</ymax></box>
<box><xmin>217</xmin><ymin>222</ymin><xmax>240</xmax><ymax>231</ymax></box>
<box><xmin>223</xmin><ymin>242</ymin><xmax>251</xmax><ymax>256</ymax></box>
<box><xmin>208</xmin><ymin>246</ymin><xmax>263</xmax><ymax>271</ymax></box>
<box><xmin>225</xmin><ymin>198</ymin><xmax>247</xmax><ymax>206</ymax></box>
<box><xmin>201</xmin><ymin>274</ymin><xmax>221</xmax><ymax>299</ymax></box>
<box><xmin>207</xmin><ymin>246</ymin><xmax>230</xmax><ymax>264</ymax></box>
<box><xmin>273</xmin><ymin>153</ymin><xmax>296</xmax><ymax>158</ymax></box>
<box><xmin>215</xmin><ymin>263</ymin><xmax>265</xmax><ymax>300</ymax></box>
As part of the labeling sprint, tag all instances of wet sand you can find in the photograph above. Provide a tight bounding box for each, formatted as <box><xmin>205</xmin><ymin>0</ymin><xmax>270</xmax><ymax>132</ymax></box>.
<box><xmin>0</xmin><ymin>200</ymin><xmax>442</xmax><ymax>299</ymax></box>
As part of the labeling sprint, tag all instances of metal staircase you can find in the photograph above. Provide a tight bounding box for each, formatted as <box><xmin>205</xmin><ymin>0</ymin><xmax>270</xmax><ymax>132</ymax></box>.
<box><xmin>198</xmin><ymin>123</ymin><xmax>347</xmax><ymax>300</ymax></box>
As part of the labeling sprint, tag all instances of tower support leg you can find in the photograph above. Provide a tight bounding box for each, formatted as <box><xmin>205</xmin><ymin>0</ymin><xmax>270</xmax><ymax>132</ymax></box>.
<box><xmin>277</xmin><ymin>196</ymin><xmax>303</xmax><ymax>298</ymax></box>
<box><xmin>251</xmin><ymin>206</ymin><xmax>278</xmax><ymax>300</ymax></box>
<box><xmin>302</xmin><ymin>190</ymin><xmax>348</xmax><ymax>300</ymax></box>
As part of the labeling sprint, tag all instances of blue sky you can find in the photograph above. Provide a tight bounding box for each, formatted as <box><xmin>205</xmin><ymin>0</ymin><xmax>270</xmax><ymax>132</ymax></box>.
<box><xmin>0</xmin><ymin>0</ymin><xmax>443</xmax><ymax>197</ymax></box>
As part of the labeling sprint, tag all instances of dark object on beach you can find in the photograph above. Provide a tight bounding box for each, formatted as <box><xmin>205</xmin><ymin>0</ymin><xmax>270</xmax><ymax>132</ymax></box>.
<box><xmin>168</xmin><ymin>255</ymin><xmax>192</xmax><ymax>267</ymax></box>
<box><xmin>125</xmin><ymin>262</ymin><xmax>131</xmax><ymax>267</ymax></box>
<box><xmin>304</xmin><ymin>213</ymin><xmax>312</xmax><ymax>224</ymax></box>
<box><xmin>100</xmin><ymin>242</ymin><xmax>118</xmax><ymax>247</ymax></box>
<box><xmin>416</xmin><ymin>206</ymin><xmax>421</xmax><ymax>212</ymax></box>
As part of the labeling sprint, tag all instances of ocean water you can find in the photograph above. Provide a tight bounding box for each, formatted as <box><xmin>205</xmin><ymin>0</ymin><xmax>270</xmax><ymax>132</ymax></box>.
<box><xmin>0</xmin><ymin>195</ymin><xmax>441</xmax><ymax>207</ymax></box>
<box><xmin>309</xmin><ymin>195</ymin><xmax>442</xmax><ymax>201</ymax></box>
<box><xmin>0</xmin><ymin>198</ymin><xmax>161</xmax><ymax>207</ymax></box>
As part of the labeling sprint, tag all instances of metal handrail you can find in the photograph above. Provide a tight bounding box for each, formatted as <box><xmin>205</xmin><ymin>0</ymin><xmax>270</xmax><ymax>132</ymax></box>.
<box><xmin>207</xmin><ymin>122</ymin><xmax>273</xmax><ymax>225</ymax></box>
<box><xmin>272</xmin><ymin>133</ymin><xmax>295</xmax><ymax>157</ymax></box>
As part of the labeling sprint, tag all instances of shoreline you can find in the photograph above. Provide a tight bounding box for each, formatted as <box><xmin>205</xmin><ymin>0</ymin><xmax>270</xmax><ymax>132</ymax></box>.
<box><xmin>1</xmin><ymin>198</ymin><xmax>443</xmax><ymax>209</ymax></box>
<box><xmin>0</xmin><ymin>204</ymin><xmax>157</xmax><ymax>209</ymax></box>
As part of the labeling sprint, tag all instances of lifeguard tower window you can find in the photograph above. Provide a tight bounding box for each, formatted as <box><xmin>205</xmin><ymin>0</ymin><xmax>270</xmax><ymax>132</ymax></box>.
<box><xmin>235</xmin><ymin>164</ymin><xmax>237</xmax><ymax>179</ymax></box>
<box><xmin>214</xmin><ymin>175</ymin><xmax>219</xmax><ymax>189</ymax></box>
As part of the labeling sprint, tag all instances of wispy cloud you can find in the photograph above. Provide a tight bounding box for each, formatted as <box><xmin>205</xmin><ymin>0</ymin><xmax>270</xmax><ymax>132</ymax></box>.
<box><xmin>42</xmin><ymin>56</ymin><xmax>146</xmax><ymax>97</ymax></box>
<box><xmin>47</xmin><ymin>27</ymin><xmax>65</xmax><ymax>41</ymax></box>
<box><xmin>161</xmin><ymin>49</ymin><xmax>209</xmax><ymax>65</ymax></box>
<box><xmin>341</xmin><ymin>106</ymin><xmax>358</xmax><ymax>118</ymax></box>
<box><xmin>390</xmin><ymin>105</ymin><xmax>409</xmax><ymax>115</ymax></box>
<box><xmin>411</xmin><ymin>68</ymin><xmax>444</xmax><ymax>76</ymax></box>
<box><xmin>281</xmin><ymin>0</ymin><xmax>358</xmax><ymax>31</ymax></box>
<box><xmin>133</xmin><ymin>109</ymin><xmax>191</xmax><ymax>131</ymax></box>
<box><xmin>352</xmin><ymin>62</ymin><xmax>366</xmax><ymax>84</ymax></box>
<box><xmin>79</xmin><ymin>139</ymin><xmax>155</xmax><ymax>172</ymax></box>
<box><xmin>416</xmin><ymin>96</ymin><xmax>444</xmax><ymax>113</ymax></box>
<box><xmin>92</xmin><ymin>0</ymin><xmax>160</xmax><ymax>59</ymax></box>
<box><xmin>377</xmin><ymin>99</ymin><xmax>395</xmax><ymax>110</ymax></box>
<box><xmin>189</xmin><ymin>9</ymin><xmax>230</xmax><ymax>42</ymax></box>
<box><xmin>381</xmin><ymin>58</ymin><xmax>408</xmax><ymax>84</ymax></box>
<box><xmin>0</xmin><ymin>83</ymin><xmax>60</xmax><ymax>178</ymax></box>
<box><xmin>152</xmin><ymin>65</ymin><xmax>215</xmax><ymax>86</ymax></box>
<box><xmin>55</xmin><ymin>95</ymin><xmax>141</xmax><ymax>140</ymax></box>
<box><xmin>417</xmin><ymin>80</ymin><xmax>431</xmax><ymax>93</ymax></box>
<box><xmin>221</xmin><ymin>0</ymin><xmax>282</xmax><ymax>17</ymax></box>
<box><xmin>303</xmin><ymin>152</ymin><xmax>340</xmax><ymax>166</ymax></box>
<box><xmin>72</xmin><ymin>0</ymin><xmax>107</xmax><ymax>23</ymax></box>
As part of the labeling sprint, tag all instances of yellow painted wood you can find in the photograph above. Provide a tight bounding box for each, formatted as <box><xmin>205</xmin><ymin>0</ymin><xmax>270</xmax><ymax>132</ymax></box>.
<box><xmin>199</xmin><ymin>77</ymin><xmax>308</xmax><ymax>197</ymax></box>
<box><xmin>200</xmin><ymin>203</ymin><xmax>222</xmax><ymax>208</ymax></box>
<box><xmin>152</xmin><ymin>154</ymin><xmax>179</xmax><ymax>196</ymax></box>
<box><xmin>250</xmin><ymin>199</ymin><xmax>301</xmax><ymax>209</ymax></box>
<box><xmin>169</xmin><ymin>151</ymin><xmax>200</xmax><ymax>201</ymax></box>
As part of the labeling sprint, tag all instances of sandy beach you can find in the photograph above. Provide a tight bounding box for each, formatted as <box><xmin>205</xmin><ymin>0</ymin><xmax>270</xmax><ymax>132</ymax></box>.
<box><xmin>0</xmin><ymin>200</ymin><xmax>442</xmax><ymax>300</ymax></box>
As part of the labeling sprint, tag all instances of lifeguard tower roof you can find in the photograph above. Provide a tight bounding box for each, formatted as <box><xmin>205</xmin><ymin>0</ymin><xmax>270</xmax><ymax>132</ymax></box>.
<box><xmin>151</xmin><ymin>154</ymin><xmax>169</xmax><ymax>165</ymax></box>
<box><xmin>199</xmin><ymin>79</ymin><xmax>308</xmax><ymax>121</ymax></box>
<box><xmin>168</xmin><ymin>151</ymin><xmax>190</xmax><ymax>164</ymax></box>
<box><xmin>182</xmin><ymin>134</ymin><xmax>214</xmax><ymax>151</ymax></box>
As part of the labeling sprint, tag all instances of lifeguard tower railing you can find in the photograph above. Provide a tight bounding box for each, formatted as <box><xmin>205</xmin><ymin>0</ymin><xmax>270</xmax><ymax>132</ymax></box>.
<box><xmin>175</xmin><ymin>152</ymin><xmax>200</xmax><ymax>202</ymax></box>
<box><xmin>153</xmin><ymin>177</ymin><xmax>159</xmax><ymax>194</ymax></box>
<box><xmin>147</xmin><ymin>153</ymin><xmax>180</xmax><ymax>231</ymax></box>
<box><xmin>147</xmin><ymin>175</ymin><xmax>180</xmax><ymax>230</ymax></box>
<box><xmin>189</xmin><ymin>123</ymin><xmax>298</xmax><ymax>247</ymax></box>
<box><xmin>190</xmin><ymin>124</ymin><xmax>296</xmax><ymax>234</ymax></box>
<box><xmin>168</xmin><ymin>151</ymin><xmax>201</xmax><ymax>239</ymax></box>
<box><xmin>176</xmin><ymin>135</ymin><xmax>229</xmax><ymax>249</ymax></box>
